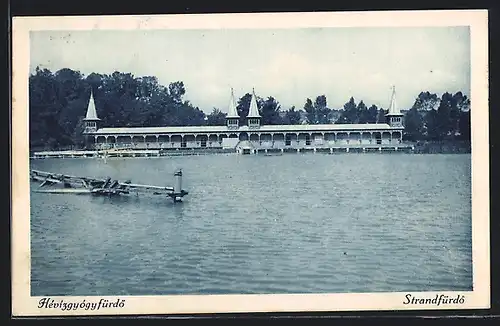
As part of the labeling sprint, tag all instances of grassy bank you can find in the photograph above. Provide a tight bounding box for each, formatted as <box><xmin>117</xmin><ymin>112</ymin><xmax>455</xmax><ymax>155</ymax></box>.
<box><xmin>411</xmin><ymin>140</ymin><xmax>471</xmax><ymax>154</ymax></box>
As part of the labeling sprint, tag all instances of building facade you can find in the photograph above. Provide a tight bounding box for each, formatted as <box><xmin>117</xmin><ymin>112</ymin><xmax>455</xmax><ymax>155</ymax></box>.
<box><xmin>83</xmin><ymin>87</ymin><xmax>405</xmax><ymax>153</ymax></box>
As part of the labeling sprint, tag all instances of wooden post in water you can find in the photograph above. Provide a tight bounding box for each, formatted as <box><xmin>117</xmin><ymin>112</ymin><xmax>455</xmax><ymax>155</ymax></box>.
<box><xmin>174</xmin><ymin>170</ymin><xmax>182</xmax><ymax>194</ymax></box>
<box><xmin>172</xmin><ymin>169</ymin><xmax>184</xmax><ymax>203</ymax></box>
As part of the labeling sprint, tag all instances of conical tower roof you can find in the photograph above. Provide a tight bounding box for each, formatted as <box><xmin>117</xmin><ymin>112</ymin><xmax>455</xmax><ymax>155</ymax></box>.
<box><xmin>83</xmin><ymin>88</ymin><xmax>100</xmax><ymax>121</ymax></box>
<box><xmin>247</xmin><ymin>88</ymin><xmax>261</xmax><ymax>118</ymax></box>
<box><xmin>227</xmin><ymin>87</ymin><xmax>239</xmax><ymax>118</ymax></box>
<box><xmin>386</xmin><ymin>85</ymin><xmax>402</xmax><ymax>116</ymax></box>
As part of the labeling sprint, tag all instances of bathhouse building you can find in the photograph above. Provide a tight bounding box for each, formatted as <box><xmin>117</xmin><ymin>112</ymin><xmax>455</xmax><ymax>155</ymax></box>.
<box><xmin>82</xmin><ymin>86</ymin><xmax>407</xmax><ymax>154</ymax></box>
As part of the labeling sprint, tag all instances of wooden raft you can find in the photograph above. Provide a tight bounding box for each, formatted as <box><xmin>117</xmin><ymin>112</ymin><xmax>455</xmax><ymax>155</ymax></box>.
<box><xmin>30</xmin><ymin>169</ymin><xmax>188</xmax><ymax>202</ymax></box>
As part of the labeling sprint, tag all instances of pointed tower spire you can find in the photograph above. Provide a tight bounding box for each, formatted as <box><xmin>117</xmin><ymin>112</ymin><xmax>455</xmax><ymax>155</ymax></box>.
<box><xmin>247</xmin><ymin>88</ymin><xmax>261</xmax><ymax>118</ymax></box>
<box><xmin>247</xmin><ymin>88</ymin><xmax>261</xmax><ymax>128</ymax></box>
<box><xmin>83</xmin><ymin>88</ymin><xmax>100</xmax><ymax>121</ymax></box>
<box><xmin>227</xmin><ymin>87</ymin><xmax>239</xmax><ymax>118</ymax></box>
<box><xmin>385</xmin><ymin>85</ymin><xmax>404</xmax><ymax>128</ymax></box>
<box><xmin>387</xmin><ymin>85</ymin><xmax>399</xmax><ymax>115</ymax></box>
<box><xmin>225</xmin><ymin>87</ymin><xmax>240</xmax><ymax>129</ymax></box>
<box><xmin>82</xmin><ymin>88</ymin><xmax>100</xmax><ymax>134</ymax></box>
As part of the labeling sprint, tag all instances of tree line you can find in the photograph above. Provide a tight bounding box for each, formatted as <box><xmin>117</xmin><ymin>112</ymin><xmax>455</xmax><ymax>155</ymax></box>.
<box><xmin>29</xmin><ymin>67</ymin><xmax>470</xmax><ymax>149</ymax></box>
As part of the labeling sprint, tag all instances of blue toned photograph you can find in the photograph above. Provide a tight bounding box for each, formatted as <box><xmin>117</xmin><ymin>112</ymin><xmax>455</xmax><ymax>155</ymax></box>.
<box><xmin>29</xmin><ymin>26</ymin><xmax>472</xmax><ymax>296</ymax></box>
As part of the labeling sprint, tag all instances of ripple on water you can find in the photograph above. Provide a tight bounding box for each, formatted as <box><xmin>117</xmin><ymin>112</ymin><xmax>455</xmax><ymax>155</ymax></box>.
<box><xmin>30</xmin><ymin>154</ymin><xmax>472</xmax><ymax>295</ymax></box>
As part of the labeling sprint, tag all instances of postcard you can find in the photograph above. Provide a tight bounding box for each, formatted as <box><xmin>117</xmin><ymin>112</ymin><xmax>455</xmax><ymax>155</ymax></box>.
<box><xmin>11</xmin><ymin>9</ymin><xmax>489</xmax><ymax>316</ymax></box>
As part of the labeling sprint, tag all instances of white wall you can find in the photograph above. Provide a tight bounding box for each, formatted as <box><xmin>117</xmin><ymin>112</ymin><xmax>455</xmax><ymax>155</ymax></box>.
<box><xmin>222</xmin><ymin>138</ymin><xmax>239</xmax><ymax>149</ymax></box>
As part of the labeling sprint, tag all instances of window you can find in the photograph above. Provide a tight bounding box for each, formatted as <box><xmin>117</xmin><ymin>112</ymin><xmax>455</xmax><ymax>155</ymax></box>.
<box><xmin>249</xmin><ymin>118</ymin><xmax>259</xmax><ymax>126</ymax></box>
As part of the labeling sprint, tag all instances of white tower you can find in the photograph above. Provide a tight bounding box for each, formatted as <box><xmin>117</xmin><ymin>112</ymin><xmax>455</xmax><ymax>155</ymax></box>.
<box><xmin>83</xmin><ymin>88</ymin><xmax>100</xmax><ymax>134</ymax></box>
<box><xmin>226</xmin><ymin>87</ymin><xmax>240</xmax><ymax>129</ymax></box>
<box><xmin>385</xmin><ymin>86</ymin><xmax>404</xmax><ymax>127</ymax></box>
<box><xmin>247</xmin><ymin>88</ymin><xmax>261</xmax><ymax>128</ymax></box>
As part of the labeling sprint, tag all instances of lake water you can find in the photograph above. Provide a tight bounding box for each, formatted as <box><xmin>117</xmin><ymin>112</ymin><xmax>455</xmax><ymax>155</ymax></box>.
<box><xmin>29</xmin><ymin>153</ymin><xmax>472</xmax><ymax>296</ymax></box>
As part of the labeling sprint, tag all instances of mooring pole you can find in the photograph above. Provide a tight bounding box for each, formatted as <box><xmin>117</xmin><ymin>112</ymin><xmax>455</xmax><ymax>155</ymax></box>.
<box><xmin>173</xmin><ymin>169</ymin><xmax>183</xmax><ymax>202</ymax></box>
<box><xmin>174</xmin><ymin>169</ymin><xmax>182</xmax><ymax>193</ymax></box>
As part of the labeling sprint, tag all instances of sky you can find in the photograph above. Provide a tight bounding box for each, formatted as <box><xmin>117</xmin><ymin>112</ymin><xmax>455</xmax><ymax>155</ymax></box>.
<box><xmin>30</xmin><ymin>26</ymin><xmax>470</xmax><ymax>113</ymax></box>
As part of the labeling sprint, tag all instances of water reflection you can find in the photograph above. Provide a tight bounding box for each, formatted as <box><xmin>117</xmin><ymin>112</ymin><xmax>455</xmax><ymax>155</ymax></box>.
<box><xmin>85</xmin><ymin>193</ymin><xmax>185</xmax><ymax>207</ymax></box>
<box><xmin>171</xmin><ymin>202</ymin><xmax>185</xmax><ymax>219</ymax></box>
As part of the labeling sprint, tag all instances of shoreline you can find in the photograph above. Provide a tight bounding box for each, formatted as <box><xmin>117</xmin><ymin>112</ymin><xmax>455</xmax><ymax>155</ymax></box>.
<box><xmin>28</xmin><ymin>142</ymin><xmax>471</xmax><ymax>159</ymax></box>
<box><xmin>411</xmin><ymin>141</ymin><xmax>471</xmax><ymax>154</ymax></box>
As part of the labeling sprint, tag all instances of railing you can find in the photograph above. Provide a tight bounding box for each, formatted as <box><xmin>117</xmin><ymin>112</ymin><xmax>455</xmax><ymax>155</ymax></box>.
<box><xmin>94</xmin><ymin>138</ymin><xmax>402</xmax><ymax>151</ymax></box>
<box><xmin>94</xmin><ymin>141</ymin><xmax>224</xmax><ymax>150</ymax></box>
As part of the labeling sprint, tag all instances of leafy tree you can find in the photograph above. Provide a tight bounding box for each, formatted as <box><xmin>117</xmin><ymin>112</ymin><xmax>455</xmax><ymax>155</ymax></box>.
<box><xmin>437</xmin><ymin>92</ymin><xmax>454</xmax><ymax>139</ymax></box>
<box><xmin>335</xmin><ymin>97</ymin><xmax>358</xmax><ymax>124</ymax></box>
<box><xmin>356</xmin><ymin>100</ymin><xmax>369</xmax><ymax>123</ymax></box>
<box><xmin>403</xmin><ymin>106</ymin><xmax>424</xmax><ymax>141</ymax></box>
<box><xmin>207</xmin><ymin>108</ymin><xmax>227</xmax><ymax>126</ymax></box>
<box><xmin>415</xmin><ymin>91</ymin><xmax>440</xmax><ymax>111</ymax></box>
<box><xmin>29</xmin><ymin>68</ymin><xmax>60</xmax><ymax>148</ymax></box>
<box><xmin>314</xmin><ymin>95</ymin><xmax>330</xmax><ymax>124</ymax></box>
<box><xmin>367</xmin><ymin>104</ymin><xmax>379</xmax><ymax>123</ymax></box>
<box><xmin>178</xmin><ymin>101</ymin><xmax>206</xmax><ymax>126</ymax></box>
<box><xmin>236</xmin><ymin>93</ymin><xmax>252</xmax><ymax>126</ymax></box>
<box><xmin>450</xmin><ymin>91</ymin><xmax>470</xmax><ymax>136</ymax></box>
<box><xmin>424</xmin><ymin>109</ymin><xmax>440</xmax><ymax>140</ymax></box>
<box><xmin>303</xmin><ymin>98</ymin><xmax>315</xmax><ymax>124</ymax></box>
<box><xmin>168</xmin><ymin>81</ymin><xmax>186</xmax><ymax>103</ymax></box>
<box><xmin>455</xmin><ymin>92</ymin><xmax>471</xmax><ymax>141</ymax></box>
<box><xmin>458</xmin><ymin>110</ymin><xmax>471</xmax><ymax>140</ymax></box>
<box><xmin>377</xmin><ymin>108</ymin><xmax>387</xmax><ymax>124</ymax></box>
<box><xmin>72</xmin><ymin>118</ymin><xmax>87</xmax><ymax>148</ymax></box>
<box><xmin>260</xmin><ymin>96</ymin><xmax>282</xmax><ymax>125</ymax></box>
<box><xmin>30</xmin><ymin>67</ymin><xmax>87</xmax><ymax>149</ymax></box>
<box><xmin>407</xmin><ymin>91</ymin><xmax>440</xmax><ymax>140</ymax></box>
<box><xmin>29</xmin><ymin>67</ymin><xmax>210</xmax><ymax>149</ymax></box>
<box><xmin>284</xmin><ymin>106</ymin><xmax>301</xmax><ymax>125</ymax></box>
<box><xmin>455</xmin><ymin>92</ymin><xmax>471</xmax><ymax>111</ymax></box>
